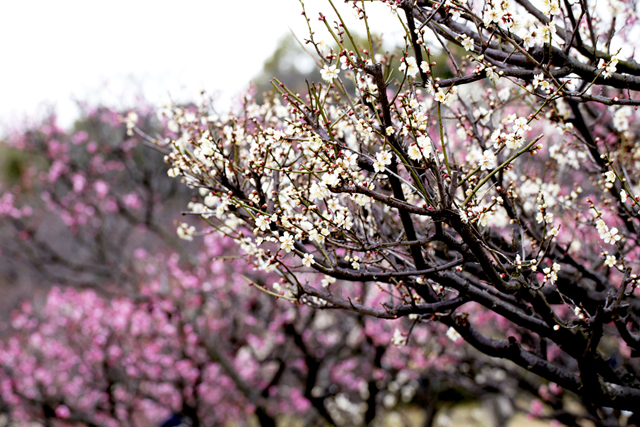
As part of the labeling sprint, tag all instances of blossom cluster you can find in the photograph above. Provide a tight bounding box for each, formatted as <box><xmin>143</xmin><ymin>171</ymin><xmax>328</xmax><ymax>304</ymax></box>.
<box><xmin>148</xmin><ymin>0</ymin><xmax>640</xmax><ymax>419</ymax></box>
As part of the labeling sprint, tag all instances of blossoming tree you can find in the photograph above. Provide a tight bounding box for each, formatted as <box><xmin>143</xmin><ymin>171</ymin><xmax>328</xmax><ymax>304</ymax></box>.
<box><xmin>145</xmin><ymin>0</ymin><xmax>640</xmax><ymax>424</ymax></box>
<box><xmin>1</xmin><ymin>107</ymin><xmax>521</xmax><ymax>426</ymax></box>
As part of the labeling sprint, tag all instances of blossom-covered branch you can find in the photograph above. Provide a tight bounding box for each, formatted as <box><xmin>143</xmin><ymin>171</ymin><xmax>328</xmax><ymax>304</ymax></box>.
<box><xmin>154</xmin><ymin>0</ymin><xmax>640</xmax><ymax>421</ymax></box>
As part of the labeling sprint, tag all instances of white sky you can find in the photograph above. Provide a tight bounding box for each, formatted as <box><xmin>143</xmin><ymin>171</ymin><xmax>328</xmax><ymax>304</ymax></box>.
<box><xmin>0</xmin><ymin>0</ymin><xmax>399</xmax><ymax>132</ymax></box>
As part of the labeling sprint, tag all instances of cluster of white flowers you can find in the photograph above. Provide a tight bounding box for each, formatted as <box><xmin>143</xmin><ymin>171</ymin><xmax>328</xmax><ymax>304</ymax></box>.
<box><xmin>621</xmin><ymin>189</ymin><xmax>629</xmax><ymax>203</ymax></box>
<box><xmin>598</xmin><ymin>54</ymin><xmax>619</xmax><ymax>79</ymax></box>
<box><xmin>374</xmin><ymin>150</ymin><xmax>393</xmax><ymax>173</ymax></box>
<box><xmin>540</xmin><ymin>0</ymin><xmax>561</xmax><ymax>15</ymax></box>
<box><xmin>148</xmin><ymin>0</ymin><xmax>635</xmax><ymax>342</ymax></box>
<box><xmin>485</xmin><ymin>67</ymin><xmax>501</xmax><ymax>85</ymax></box>
<box><xmin>321</xmin><ymin>275</ymin><xmax>336</xmax><ymax>288</ymax></box>
<box><xmin>603</xmin><ymin>171</ymin><xmax>616</xmax><ymax>189</ymax></box>
<box><xmin>344</xmin><ymin>254</ymin><xmax>361</xmax><ymax>270</ymax></box>
<box><xmin>504</xmin><ymin>115</ymin><xmax>532</xmax><ymax>148</ymax></box>
<box><xmin>483</xmin><ymin>0</ymin><xmax>505</xmax><ymax>27</ymax></box>
<box><xmin>327</xmin><ymin>394</ymin><xmax>368</xmax><ymax>426</ymax></box>
<box><xmin>407</xmin><ymin>135</ymin><xmax>433</xmax><ymax>161</ymax></box>
<box><xmin>278</xmin><ymin>232</ymin><xmax>295</xmax><ymax>253</ymax></box>
<box><xmin>542</xmin><ymin>263</ymin><xmax>561</xmax><ymax>284</ymax></box>
<box><xmin>613</xmin><ymin>107</ymin><xmax>632</xmax><ymax>132</ymax></box>
<box><xmin>479</xmin><ymin>149</ymin><xmax>497</xmax><ymax>170</ymax></box>
<box><xmin>124</xmin><ymin>111</ymin><xmax>138</xmax><ymax>136</ymax></box>
<box><xmin>177</xmin><ymin>223</ymin><xmax>196</xmax><ymax>241</ymax></box>
<box><xmin>595</xmin><ymin>217</ymin><xmax>621</xmax><ymax>245</ymax></box>
<box><xmin>520</xmin><ymin>22</ymin><xmax>557</xmax><ymax>49</ymax></box>
<box><xmin>434</xmin><ymin>87</ymin><xmax>458</xmax><ymax>105</ymax></box>
<box><xmin>160</xmin><ymin>77</ymin><xmax>487</xmax><ymax>289</ymax></box>
<box><xmin>536</xmin><ymin>206</ymin><xmax>553</xmax><ymax>224</ymax></box>
<box><xmin>548</xmin><ymin>141</ymin><xmax>585</xmax><ymax>170</ymax></box>
<box><xmin>356</xmin><ymin>74</ymin><xmax>379</xmax><ymax>103</ymax></box>
<box><xmin>459</xmin><ymin>204</ymin><xmax>507</xmax><ymax>227</ymax></box>
<box><xmin>573</xmin><ymin>306</ymin><xmax>587</xmax><ymax>321</ymax></box>
<box><xmin>532</xmin><ymin>74</ymin><xmax>550</xmax><ymax>93</ymax></box>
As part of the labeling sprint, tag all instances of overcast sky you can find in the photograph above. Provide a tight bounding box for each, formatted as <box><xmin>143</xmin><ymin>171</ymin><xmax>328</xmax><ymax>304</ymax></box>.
<box><xmin>0</xmin><ymin>1</ymin><xmax>398</xmax><ymax>132</ymax></box>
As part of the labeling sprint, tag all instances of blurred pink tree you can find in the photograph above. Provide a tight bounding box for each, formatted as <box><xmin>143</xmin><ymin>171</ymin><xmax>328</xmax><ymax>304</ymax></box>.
<box><xmin>0</xmin><ymin>107</ymin><xmax>498</xmax><ymax>426</ymax></box>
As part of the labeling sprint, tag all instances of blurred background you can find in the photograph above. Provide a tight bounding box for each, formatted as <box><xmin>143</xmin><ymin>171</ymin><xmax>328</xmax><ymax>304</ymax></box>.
<box><xmin>0</xmin><ymin>0</ymin><xmax>401</xmax><ymax>131</ymax></box>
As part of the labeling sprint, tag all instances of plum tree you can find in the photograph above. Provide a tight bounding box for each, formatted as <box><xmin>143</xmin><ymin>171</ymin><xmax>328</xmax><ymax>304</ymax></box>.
<box><xmin>151</xmin><ymin>0</ymin><xmax>640</xmax><ymax>424</ymax></box>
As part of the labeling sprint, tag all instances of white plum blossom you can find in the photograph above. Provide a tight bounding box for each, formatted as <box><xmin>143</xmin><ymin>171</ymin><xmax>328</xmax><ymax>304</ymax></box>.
<box><xmin>536</xmin><ymin>211</ymin><xmax>554</xmax><ymax>224</ymax></box>
<box><xmin>604</xmin><ymin>254</ymin><xmax>617</xmax><ymax>268</ymax></box>
<box><xmin>545</xmin><ymin>262</ymin><xmax>562</xmax><ymax>284</ymax></box>
<box><xmin>255</xmin><ymin>215</ymin><xmax>271</xmax><ymax>231</ymax></box>
<box><xmin>279</xmin><ymin>232</ymin><xmax>295</xmax><ymax>253</ymax></box>
<box><xmin>603</xmin><ymin>228</ymin><xmax>620</xmax><ymax>245</ymax></box>
<box><xmin>417</xmin><ymin>135</ymin><xmax>432</xmax><ymax>151</ymax></box>
<box><xmin>203</xmin><ymin>194</ymin><xmax>216</xmax><ymax>208</ymax></box>
<box><xmin>316</xmin><ymin>39</ymin><xmax>329</xmax><ymax>53</ymax></box>
<box><xmin>322</xmin><ymin>171</ymin><xmax>342</xmax><ymax>187</ymax></box>
<box><xmin>479</xmin><ymin>150</ymin><xmax>497</xmax><ymax>170</ymax></box>
<box><xmin>434</xmin><ymin>90</ymin><xmax>448</xmax><ymax>103</ymax></box>
<box><xmin>391</xmin><ymin>329</ymin><xmax>407</xmax><ymax>346</ymax></box>
<box><xmin>321</xmin><ymin>64</ymin><xmax>340</xmax><ymax>82</ymax></box>
<box><xmin>486</xmin><ymin>67</ymin><xmax>500</xmax><ymax>84</ymax></box>
<box><xmin>408</xmin><ymin>144</ymin><xmax>422</xmax><ymax>161</ymax></box>
<box><xmin>532</xmin><ymin>74</ymin><xmax>550</xmax><ymax>92</ymax></box>
<box><xmin>621</xmin><ymin>190</ymin><xmax>628</xmax><ymax>203</ymax></box>
<box><xmin>522</xmin><ymin>32</ymin><xmax>536</xmax><ymax>49</ymax></box>
<box><xmin>446</xmin><ymin>327</ymin><xmax>461</xmax><ymax>342</ymax></box>
<box><xmin>354</xmin><ymin>194</ymin><xmax>371</xmax><ymax>206</ymax></box>
<box><xmin>321</xmin><ymin>275</ymin><xmax>336</xmax><ymax>288</ymax></box>
<box><xmin>460</xmin><ymin>34</ymin><xmax>474</xmax><ymax>51</ymax></box>
<box><xmin>302</xmin><ymin>253</ymin><xmax>315</xmax><ymax>267</ymax></box>
<box><xmin>541</xmin><ymin>0</ymin><xmax>561</xmax><ymax>15</ymax></box>
<box><xmin>309</xmin><ymin>229</ymin><xmax>325</xmax><ymax>244</ymax></box>
<box><xmin>606</xmin><ymin>55</ymin><xmax>619</xmax><ymax>78</ymax></box>
<box><xmin>124</xmin><ymin>111</ymin><xmax>138</xmax><ymax>136</ymax></box>
<box><xmin>483</xmin><ymin>5</ymin><xmax>503</xmax><ymax>26</ymax></box>
<box><xmin>604</xmin><ymin>171</ymin><xmax>616</xmax><ymax>189</ymax></box>
<box><xmin>478</xmin><ymin>210</ymin><xmax>492</xmax><ymax>227</ymax></box>
<box><xmin>613</xmin><ymin>107</ymin><xmax>631</xmax><ymax>132</ymax></box>
<box><xmin>177</xmin><ymin>223</ymin><xmax>196</xmax><ymax>241</ymax></box>
<box><xmin>398</xmin><ymin>56</ymin><xmax>419</xmax><ymax>77</ymax></box>
<box><xmin>374</xmin><ymin>150</ymin><xmax>393</xmax><ymax>172</ymax></box>
<box><xmin>339</xmin><ymin>55</ymin><xmax>351</xmax><ymax>70</ymax></box>
<box><xmin>408</xmin><ymin>135</ymin><xmax>433</xmax><ymax>160</ymax></box>
<box><xmin>310</xmin><ymin>183</ymin><xmax>331</xmax><ymax>200</ymax></box>
<box><xmin>498</xmin><ymin>87</ymin><xmax>510</xmax><ymax>101</ymax></box>
<box><xmin>505</xmin><ymin>134</ymin><xmax>524</xmax><ymax>150</ymax></box>
<box><xmin>351</xmin><ymin>258</ymin><xmax>360</xmax><ymax>270</ymax></box>
<box><xmin>512</xmin><ymin>117</ymin><xmax>532</xmax><ymax>135</ymax></box>
<box><xmin>596</xmin><ymin>218</ymin><xmax>621</xmax><ymax>245</ymax></box>
<box><xmin>598</xmin><ymin>55</ymin><xmax>619</xmax><ymax>79</ymax></box>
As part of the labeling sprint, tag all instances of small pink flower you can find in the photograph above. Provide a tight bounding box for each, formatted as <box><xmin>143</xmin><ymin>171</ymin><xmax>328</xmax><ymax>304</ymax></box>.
<box><xmin>55</xmin><ymin>405</ymin><xmax>71</xmax><ymax>419</ymax></box>
<box><xmin>93</xmin><ymin>180</ymin><xmax>109</xmax><ymax>199</ymax></box>
<box><xmin>528</xmin><ymin>399</ymin><xmax>544</xmax><ymax>418</ymax></box>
